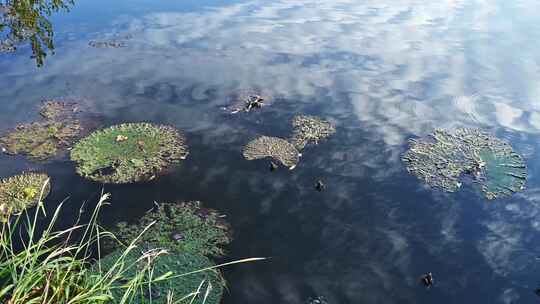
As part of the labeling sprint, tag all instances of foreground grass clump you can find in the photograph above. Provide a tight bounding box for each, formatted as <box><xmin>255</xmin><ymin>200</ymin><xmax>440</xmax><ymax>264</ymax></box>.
<box><xmin>111</xmin><ymin>201</ymin><xmax>231</xmax><ymax>257</ymax></box>
<box><xmin>0</xmin><ymin>193</ymin><xmax>261</xmax><ymax>303</ymax></box>
<box><xmin>70</xmin><ymin>123</ymin><xmax>189</xmax><ymax>184</ymax></box>
<box><xmin>0</xmin><ymin>194</ymin><xmax>121</xmax><ymax>304</ymax></box>
<box><xmin>94</xmin><ymin>249</ymin><xmax>224</xmax><ymax>304</ymax></box>
<box><xmin>0</xmin><ymin>172</ymin><xmax>50</xmax><ymax>221</ymax></box>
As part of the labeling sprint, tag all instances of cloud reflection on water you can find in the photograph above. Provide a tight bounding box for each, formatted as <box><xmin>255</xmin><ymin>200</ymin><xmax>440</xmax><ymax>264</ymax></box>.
<box><xmin>1</xmin><ymin>0</ymin><xmax>540</xmax><ymax>303</ymax></box>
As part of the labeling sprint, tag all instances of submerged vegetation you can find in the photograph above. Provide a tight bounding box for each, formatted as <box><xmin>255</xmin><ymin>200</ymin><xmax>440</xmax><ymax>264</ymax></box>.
<box><xmin>291</xmin><ymin>115</ymin><xmax>336</xmax><ymax>150</ymax></box>
<box><xmin>110</xmin><ymin>201</ymin><xmax>231</xmax><ymax>258</ymax></box>
<box><xmin>402</xmin><ymin>128</ymin><xmax>527</xmax><ymax>199</ymax></box>
<box><xmin>0</xmin><ymin>172</ymin><xmax>49</xmax><ymax>221</ymax></box>
<box><xmin>70</xmin><ymin>123</ymin><xmax>189</xmax><ymax>184</ymax></box>
<box><xmin>243</xmin><ymin>135</ymin><xmax>300</xmax><ymax>169</ymax></box>
<box><xmin>0</xmin><ymin>100</ymin><xmax>87</xmax><ymax>161</ymax></box>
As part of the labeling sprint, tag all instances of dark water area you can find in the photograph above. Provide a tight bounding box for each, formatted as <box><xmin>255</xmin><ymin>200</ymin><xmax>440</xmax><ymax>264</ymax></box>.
<box><xmin>2</xmin><ymin>0</ymin><xmax>540</xmax><ymax>303</ymax></box>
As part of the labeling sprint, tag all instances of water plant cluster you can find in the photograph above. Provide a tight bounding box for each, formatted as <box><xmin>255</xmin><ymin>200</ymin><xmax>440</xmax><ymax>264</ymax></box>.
<box><xmin>242</xmin><ymin>115</ymin><xmax>335</xmax><ymax>169</ymax></box>
<box><xmin>291</xmin><ymin>115</ymin><xmax>336</xmax><ymax>150</ymax></box>
<box><xmin>402</xmin><ymin>128</ymin><xmax>527</xmax><ymax>199</ymax></box>
<box><xmin>0</xmin><ymin>97</ymin><xmax>232</xmax><ymax>302</ymax></box>
<box><xmin>0</xmin><ymin>100</ymin><xmax>83</xmax><ymax>161</ymax></box>
<box><xmin>93</xmin><ymin>250</ymin><xmax>224</xmax><ymax>304</ymax></box>
<box><xmin>110</xmin><ymin>201</ymin><xmax>231</xmax><ymax>257</ymax></box>
<box><xmin>223</xmin><ymin>89</ymin><xmax>272</xmax><ymax>114</ymax></box>
<box><xmin>0</xmin><ymin>193</ymin><xmax>255</xmax><ymax>304</ymax></box>
<box><xmin>88</xmin><ymin>33</ymin><xmax>132</xmax><ymax>48</ymax></box>
<box><xmin>98</xmin><ymin>201</ymin><xmax>231</xmax><ymax>303</ymax></box>
<box><xmin>243</xmin><ymin>136</ymin><xmax>300</xmax><ymax>169</ymax></box>
<box><xmin>70</xmin><ymin>123</ymin><xmax>189</xmax><ymax>184</ymax></box>
<box><xmin>0</xmin><ymin>172</ymin><xmax>49</xmax><ymax>221</ymax></box>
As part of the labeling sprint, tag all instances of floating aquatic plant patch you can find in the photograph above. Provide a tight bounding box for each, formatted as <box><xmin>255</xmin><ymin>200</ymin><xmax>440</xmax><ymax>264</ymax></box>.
<box><xmin>0</xmin><ymin>100</ymin><xmax>89</xmax><ymax>161</ymax></box>
<box><xmin>291</xmin><ymin>115</ymin><xmax>336</xmax><ymax>150</ymax></box>
<box><xmin>110</xmin><ymin>201</ymin><xmax>231</xmax><ymax>257</ymax></box>
<box><xmin>223</xmin><ymin>89</ymin><xmax>272</xmax><ymax>114</ymax></box>
<box><xmin>0</xmin><ymin>121</ymin><xmax>82</xmax><ymax>160</ymax></box>
<box><xmin>88</xmin><ymin>33</ymin><xmax>132</xmax><ymax>48</ymax></box>
<box><xmin>243</xmin><ymin>136</ymin><xmax>300</xmax><ymax>169</ymax></box>
<box><xmin>71</xmin><ymin>123</ymin><xmax>188</xmax><ymax>183</ymax></box>
<box><xmin>39</xmin><ymin>99</ymin><xmax>80</xmax><ymax>120</ymax></box>
<box><xmin>0</xmin><ymin>172</ymin><xmax>50</xmax><ymax>221</ymax></box>
<box><xmin>402</xmin><ymin>128</ymin><xmax>527</xmax><ymax>199</ymax></box>
<box><xmin>93</xmin><ymin>250</ymin><xmax>224</xmax><ymax>304</ymax></box>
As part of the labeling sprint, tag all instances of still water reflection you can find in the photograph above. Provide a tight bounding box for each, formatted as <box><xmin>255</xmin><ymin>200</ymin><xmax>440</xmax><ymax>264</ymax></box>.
<box><xmin>0</xmin><ymin>0</ymin><xmax>74</xmax><ymax>66</ymax></box>
<box><xmin>1</xmin><ymin>0</ymin><xmax>540</xmax><ymax>303</ymax></box>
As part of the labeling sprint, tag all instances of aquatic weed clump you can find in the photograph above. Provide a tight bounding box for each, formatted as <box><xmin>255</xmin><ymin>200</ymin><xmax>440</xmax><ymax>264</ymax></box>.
<box><xmin>223</xmin><ymin>89</ymin><xmax>272</xmax><ymax>114</ymax></box>
<box><xmin>111</xmin><ymin>201</ymin><xmax>231</xmax><ymax>258</ymax></box>
<box><xmin>0</xmin><ymin>121</ymin><xmax>82</xmax><ymax>160</ymax></box>
<box><xmin>291</xmin><ymin>115</ymin><xmax>336</xmax><ymax>150</ymax></box>
<box><xmin>95</xmin><ymin>249</ymin><xmax>224</xmax><ymax>304</ymax></box>
<box><xmin>0</xmin><ymin>100</ymin><xmax>86</xmax><ymax>161</ymax></box>
<box><xmin>39</xmin><ymin>99</ymin><xmax>80</xmax><ymax>120</ymax></box>
<box><xmin>402</xmin><ymin>128</ymin><xmax>527</xmax><ymax>199</ymax></box>
<box><xmin>243</xmin><ymin>136</ymin><xmax>300</xmax><ymax>169</ymax></box>
<box><xmin>70</xmin><ymin>123</ymin><xmax>188</xmax><ymax>184</ymax></box>
<box><xmin>0</xmin><ymin>172</ymin><xmax>50</xmax><ymax>221</ymax></box>
<box><xmin>88</xmin><ymin>33</ymin><xmax>132</xmax><ymax>48</ymax></box>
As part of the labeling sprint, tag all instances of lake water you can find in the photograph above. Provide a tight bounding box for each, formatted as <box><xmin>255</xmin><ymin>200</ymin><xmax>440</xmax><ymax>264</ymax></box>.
<box><xmin>2</xmin><ymin>0</ymin><xmax>540</xmax><ymax>303</ymax></box>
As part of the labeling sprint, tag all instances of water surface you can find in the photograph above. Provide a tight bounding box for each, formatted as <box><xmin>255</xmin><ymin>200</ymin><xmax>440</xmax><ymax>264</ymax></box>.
<box><xmin>2</xmin><ymin>0</ymin><xmax>540</xmax><ymax>303</ymax></box>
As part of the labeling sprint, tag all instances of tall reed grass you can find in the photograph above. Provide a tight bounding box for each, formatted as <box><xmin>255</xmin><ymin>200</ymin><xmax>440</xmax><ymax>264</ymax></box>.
<box><xmin>0</xmin><ymin>181</ymin><xmax>263</xmax><ymax>303</ymax></box>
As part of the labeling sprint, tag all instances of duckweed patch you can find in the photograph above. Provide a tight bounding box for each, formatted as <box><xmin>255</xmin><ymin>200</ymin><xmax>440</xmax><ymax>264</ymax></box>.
<box><xmin>291</xmin><ymin>115</ymin><xmax>336</xmax><ymax>150</ymax></box>
<box><xmin>110</xmin><ymin>201</ymin><xmax>231</xmax><ymax>257</ymax></box>
<box><xmin>0</xmin><ymin>172</ymin><xmax>50</xmax><ymax>221</ymax></box>
<box><xmin>243</xmin><ymin>136</ymin><xmax>300</xmax><ymax>169</ymax></box>
<box><xmin>402</xmin><ymin>128</ymin><xmax>527</xmax><ymax>199</ymax></box>
<box><xmin>70</xmin><ymin>123</ymin><xmax>188</xmax><ymax>184</ymax></box>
